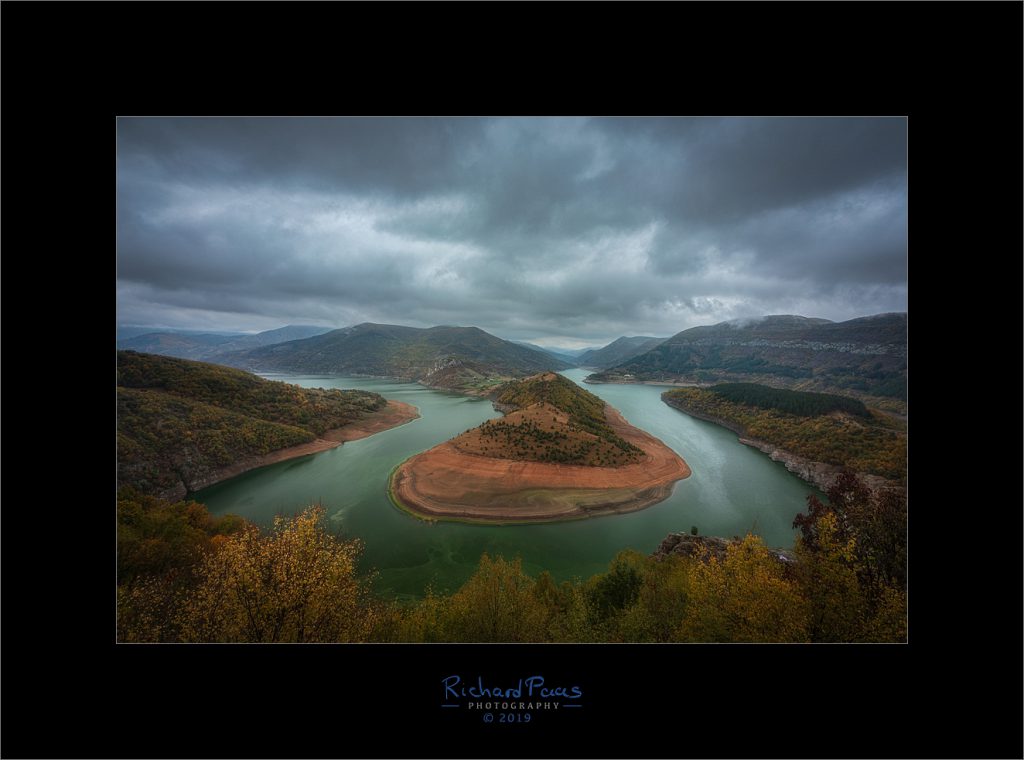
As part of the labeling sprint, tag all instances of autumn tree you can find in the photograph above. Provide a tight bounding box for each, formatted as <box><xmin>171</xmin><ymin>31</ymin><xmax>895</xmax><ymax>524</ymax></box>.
<box><xmin>430</xmin><ymin>554</ymin><xmax>550</xmax><ymax>642</ymax></box>
<box><xmin>117</xmin><ymin>485</ymin><xmax>908</xmax><ymax>644</ymax></box>
<box><xmin>176</xmin><ymin>506</ymin><xmax>378</xmax><ymax>642</ymax></box>
<box><xmin>793</xmin><ymin>511</ymin><xmax>868</xmax><ymax>641</ymax></box>
<box><xmin>793</xmin><ymin>474</ymin><xmax>907</xmax><ymax>641</ymax></box>
<box><xmin>852</xmin><ymin>485</ymin><xmax>907</xmax><ymax>589</ymax></box>
<box><xmin>676</xmin><ymin>535</ymin><xmax>809</xmax><ymax>642</ymax></box>
<box><xmin>587</xmin><ymin>550</ymin><xmax>645</xmax><ymax>622</ymax></box>
<box><xmin>794</xmin><ymin>472</ymin><xmax>907</xmax><ymax>590</ymax></box>
<box><xmin>547</xmin><ymin>582</ymin><xmax>603</xmax><ymax>643</ymax></box>
<box><xmin>614</xmin><ymin>553</ymin><xmax>692</xmax><ymax>642</ymax></box>
<box><xmin>117</xmin><ymin>487</ymin><xmax>246</xmax><ymax>586</ymax></box>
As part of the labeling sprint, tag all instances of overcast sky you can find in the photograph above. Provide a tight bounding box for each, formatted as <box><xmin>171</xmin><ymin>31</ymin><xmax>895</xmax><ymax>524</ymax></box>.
<box><xmin>116</xmin><ymin>117</ymin><xmax>907</xmax><ymax>349</ymax></box>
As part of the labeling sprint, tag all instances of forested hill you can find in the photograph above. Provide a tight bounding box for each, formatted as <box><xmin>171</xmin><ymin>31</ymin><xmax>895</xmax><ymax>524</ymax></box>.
<box><xmin>588</xmin><ymin>313</ymin><xmax>907</xmax><ymax>402</ymax></box>
<box><xmin>217</xmin><ymin>323</ymin><xmax>571</xmax><ymax>395</ymax></box>
<box><xmin>703</xmin><ymin>383</ymin><xmax>870</xmax><ymax>418</ymax></box>
<box><xmin>663</xmin><ymin>384</ymin><xmax>906</xmax><ymax>481</ymax></box>
<box><xmin>116</xmin><ymin>351</ymin><xmax>386</xmax><ymax>498</ymax></box>
<box><xmin>577</xmin><ymin>336</ymin><xmax>664</xmax><ymax>369</ymax></box>
<box><xmin>495</xmin><ymin>372</ymin><xmax>612</xmax><ymax>430</ymax></box>
<box><xmin>449</xmin><ymin>372</ymin><xmax>642</xmax><ymax>466</ymax></box>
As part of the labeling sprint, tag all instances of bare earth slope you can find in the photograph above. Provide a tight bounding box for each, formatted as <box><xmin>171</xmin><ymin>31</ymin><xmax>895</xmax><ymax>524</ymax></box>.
<box><xmin>321</xmin><ymin>400</ymin><xmax>420</xmax><ymax>442</ymax></box>
<box><xmin>390</xmin><ymin>376</ymin><xmax>689</xmax><ymax>523</ymax></box>
<box><xmin>163</xmin><ymin>400</ymin><xmax>418</xmax><ymax>501</ymax></box>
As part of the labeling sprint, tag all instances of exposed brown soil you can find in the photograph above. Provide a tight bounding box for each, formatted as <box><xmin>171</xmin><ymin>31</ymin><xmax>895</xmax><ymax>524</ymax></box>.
<box><xmin>451</xmin><ymin>402</ymin><xmax>639</xmax><ymax>467</ymax></box>
<box><xmin>391</xmin><ymin>404</ymin><xmax>690</xmax><ymax>523</ymax></box>
<box><xmin>173</xmin><ymin>400</ymin><xmax>420</xmax><ymax>499</ymax></box>
<box><xmin>321</xmin><ymin>400</ymin><xmax>420</xmax><ymax>442</ymax></box>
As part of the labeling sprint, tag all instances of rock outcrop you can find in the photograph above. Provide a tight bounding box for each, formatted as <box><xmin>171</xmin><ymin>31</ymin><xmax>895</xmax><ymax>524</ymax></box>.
<box><xmin>652</xmin><ymin>533</ymin><xmax>796</xmax><ymax>565</ymax></box>
<box><xmin>736</xmin><ymin>436</ymin><xmax>892</xmax><ymax>493</ymax></box>
<box><xmin>661</xmin><ymin>399</ymin><xmax>895</xmax><ymax>492</ymax></box>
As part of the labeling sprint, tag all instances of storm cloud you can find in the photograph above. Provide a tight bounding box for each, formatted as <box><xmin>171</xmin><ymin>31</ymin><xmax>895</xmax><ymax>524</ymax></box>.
<box><xmin>116</xmin><ymin>117</ymin><xmax>907</xmax><ymax>348</ymax></box>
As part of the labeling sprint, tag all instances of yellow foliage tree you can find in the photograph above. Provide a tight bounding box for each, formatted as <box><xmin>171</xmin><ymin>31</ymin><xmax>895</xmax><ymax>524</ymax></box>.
<box><xmin>177</xmin><ymin>506</ymin><xmax>376</xmax><ymax>642</ymax></box>
<box><xmin>794</xmin><ymin>511</ymin><xmax>868</xmax><ymax>641</ymax></box>
<box><xmin>433</xmin><ymin>554</ymin><xmax>550</xmax><ymax>642</ymax></box>
<box><xmin>615</xmin><ymin>554</ymin><xmax>693</xmax><ymax>642</ymax></box>
<box><xmin>860</xmin><ymin>584</ymin><xmax>908</xmax><ymax>643</ymax></box>
<box><xmin>676</xmin><ymin>535</ymin><xmax>809</xmax><ymax>642</ymax></box>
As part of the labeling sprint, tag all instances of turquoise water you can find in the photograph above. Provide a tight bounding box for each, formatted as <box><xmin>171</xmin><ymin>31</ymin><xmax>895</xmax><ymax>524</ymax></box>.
<box><xmin>196</xmin><ymin>369</ymin><xmax>820</xmax><ymax>599</ymax></box>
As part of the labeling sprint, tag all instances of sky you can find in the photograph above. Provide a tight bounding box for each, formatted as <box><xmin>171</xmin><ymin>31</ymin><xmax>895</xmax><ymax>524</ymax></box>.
<box><xmin>116</xmin><ymin>117</ymin><xmax>907</xmax><ymax>349</ymax></box>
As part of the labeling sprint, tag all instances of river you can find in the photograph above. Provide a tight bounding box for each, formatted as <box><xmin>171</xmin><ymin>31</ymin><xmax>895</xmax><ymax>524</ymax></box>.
<box><xmin>196</xmin><ymin>368</ymin><xmax>820</xmax><ymax>599</ymax></box>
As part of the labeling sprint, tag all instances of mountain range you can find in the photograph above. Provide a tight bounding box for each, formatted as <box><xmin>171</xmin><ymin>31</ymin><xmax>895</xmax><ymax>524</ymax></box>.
<box><xmin>217</xmin><ymin>323</ymin><xmax>573</xmax><ymax>395</ymax></box>
<box><xmin>588</xmin><ymin>314</ymin><xmax>907</xmax><ymax>401</ymax></box>
<box><xmin>116</xmin><ymin>325</ymin><xmax>333</xmax><ymax>361</ymax></box>
<box><xmin>577</xmin><ymin>336</ymin><xmax>665</xmax><ymax>369</ymax></box>
<box><xmin>117</xmin><ymin>313</ymin><xmax>907</xmax><ymax>403</ymax></box>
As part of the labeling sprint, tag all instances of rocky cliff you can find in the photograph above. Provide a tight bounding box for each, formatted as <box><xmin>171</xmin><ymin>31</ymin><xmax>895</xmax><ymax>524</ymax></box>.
<box><xmin>652</xmin><ymin>533</ymin><xmax>795</xmax><ymax>565</ymax></box>
<box><xmin>661</xmin><ymin>396</ymin><xmax>896</xmax><ymax>492</ymax></box>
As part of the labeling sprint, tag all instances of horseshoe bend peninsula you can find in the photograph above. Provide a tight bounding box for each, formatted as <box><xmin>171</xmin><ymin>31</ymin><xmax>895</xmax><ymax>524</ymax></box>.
<box><xmin>390</xmin><ymin>373</ymin><xmax>691</xmax><ymax>523</ymax></box>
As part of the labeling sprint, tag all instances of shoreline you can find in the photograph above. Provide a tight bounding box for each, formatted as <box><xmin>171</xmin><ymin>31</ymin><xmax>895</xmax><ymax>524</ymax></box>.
<box><xmin>320</xmin><ymin>399</ymin><xmax>420</xmax><ymax>442</ymax></box>
<box><xmin>389</xmin><ymin>404</ymin><xmax>691</xmax><ymax>525</ymax></box>
<box><xmin>167</xmin><ymin>400</ymin><xmax>420</xmax><ymax>500</ymax></box>
<box><xmin>584</xmin><ymin>376</ymin><xmax>708</xmax><ymax>388</ymax></box>
<box><xmin>661</xmin><ymin>395</ymin><xmax>898</xmax><ymax>492</ymax></box>
<box><xmin>254</xmin><ymin>369</ymin><xmax>505</xmax><ymax>399</ymax></box>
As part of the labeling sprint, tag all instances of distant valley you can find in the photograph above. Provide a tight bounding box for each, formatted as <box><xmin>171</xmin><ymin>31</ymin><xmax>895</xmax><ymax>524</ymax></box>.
<box><xmin>512</xmin><ymin>341</ymin><xmax>582</xmax><ymax>366</ymax></box>
<box><xmin>577</xmin><ymin>335</ymin><xmax>665</xmax><ymax>369</ymax></box>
